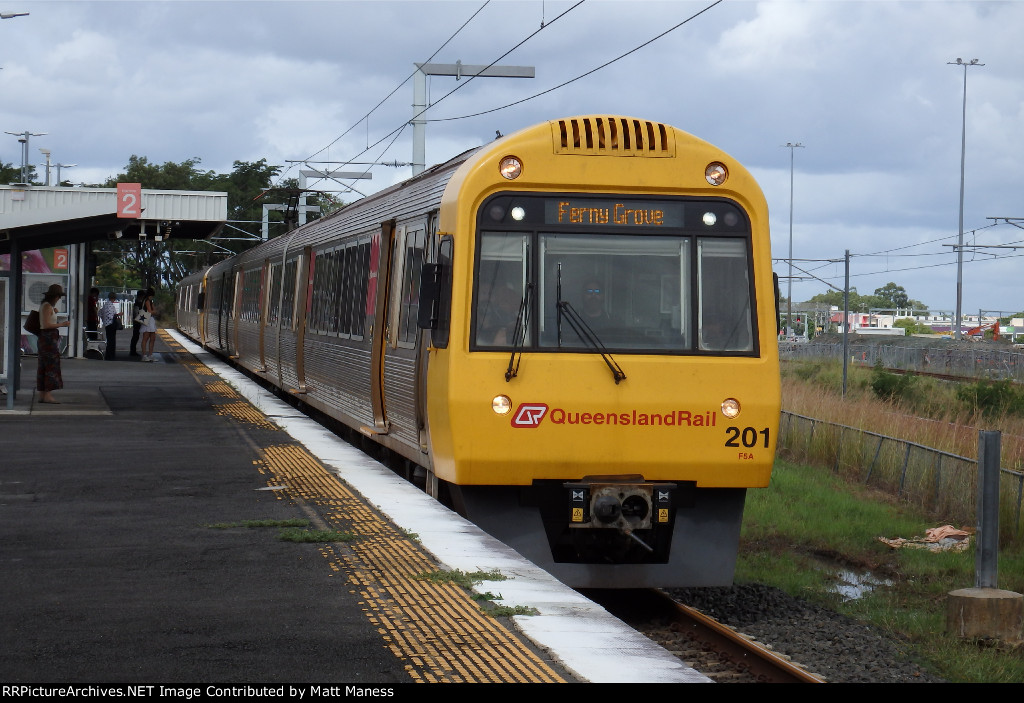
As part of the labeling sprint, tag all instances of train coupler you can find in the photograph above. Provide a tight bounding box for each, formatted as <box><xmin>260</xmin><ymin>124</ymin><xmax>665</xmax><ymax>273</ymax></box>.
<box><xmin>564</xmin><ymin>476</ymin><xmax>675</xmax><ymax>532</ymax></box>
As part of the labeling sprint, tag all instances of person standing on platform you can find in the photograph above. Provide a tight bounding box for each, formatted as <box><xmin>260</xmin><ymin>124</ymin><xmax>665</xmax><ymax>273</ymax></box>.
<box><xmin>99</xmin><ymin>292</ymin><xmax>121</xmax><ymax>360</ymax></box>
<box><xmin>37</xmin><ymin>283</ymin><xmax>70</xmax><ymax>404</ymax></box>
<box><xmin>86</xmin><ymin>287</ymin><xmax>99</xmax><ymax>333</ymax></box>
<box><xmin>129</xmin><ymin>289</ymin><xmax>145</xmax><ymax>358</ymax></box>
<box><xmin>139</xmin><ymin>289</ymin><xmax>158</xmax><ymax>362</ymax></box>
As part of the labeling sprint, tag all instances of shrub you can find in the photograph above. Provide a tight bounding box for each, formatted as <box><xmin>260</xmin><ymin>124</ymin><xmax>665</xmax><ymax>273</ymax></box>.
<box><xmin>955</xmin><ymin>379</ymin><xmax>1024</xmax><ymax>418</ymax></box>
<box><xmin>869</xmin><ymin>360</ymin><xmax>917</xmax><ymax>403</ymax></box>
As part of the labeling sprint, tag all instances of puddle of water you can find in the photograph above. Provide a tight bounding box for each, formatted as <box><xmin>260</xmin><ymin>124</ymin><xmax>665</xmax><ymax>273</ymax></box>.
<box><xmin>832</xmin><ymin>569</ymin><xmax>893</xmax><ymax>601</ymax></box>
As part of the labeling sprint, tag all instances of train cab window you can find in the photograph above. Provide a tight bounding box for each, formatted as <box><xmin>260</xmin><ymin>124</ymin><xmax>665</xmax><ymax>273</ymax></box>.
<box><xmin>538</xmin><ymin>234</ymin><xmax>689</xmax><ymax>352</ymax></box>
<box><xmin>697</xmin><ymin>239</ymin><xmax>753</xmax><ymax>352</ymax></box>
<box><xmin>473</xmin><ymin>232</ymin><xmax>529</xmax><ymax>348</ymax></box>
<box><xmin>471</xmin><ymin>193</ymin><xmax>757</xmax><ymax>356</ymax></box>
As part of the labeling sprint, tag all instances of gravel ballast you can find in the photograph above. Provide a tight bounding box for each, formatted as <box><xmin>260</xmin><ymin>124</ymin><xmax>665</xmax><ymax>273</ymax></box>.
<box><xmin>666</xmin><ymin>583</ymin><xmax>948</xmax><ymax>683</ymax></box>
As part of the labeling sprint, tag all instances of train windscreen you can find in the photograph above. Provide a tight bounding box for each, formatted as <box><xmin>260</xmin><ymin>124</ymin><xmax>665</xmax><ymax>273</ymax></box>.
<box><xmin>472</xmin><ymin>194</ymin><xmax>756</xmax><ymax>355</ymax></box>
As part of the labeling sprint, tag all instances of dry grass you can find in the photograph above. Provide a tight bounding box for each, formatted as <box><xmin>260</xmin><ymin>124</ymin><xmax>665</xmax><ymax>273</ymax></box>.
<box><xmin>782</xmin><ymin>360</ymin><xmax>1024</xmax><ymax>472</ymax></box>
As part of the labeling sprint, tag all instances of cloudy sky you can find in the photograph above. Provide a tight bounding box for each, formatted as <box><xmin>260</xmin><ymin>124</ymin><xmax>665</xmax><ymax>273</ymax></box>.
<box><xmin>1</xmin><ymin>0</ymin><xmax>1022</xmax><ymax>315</ymax></box>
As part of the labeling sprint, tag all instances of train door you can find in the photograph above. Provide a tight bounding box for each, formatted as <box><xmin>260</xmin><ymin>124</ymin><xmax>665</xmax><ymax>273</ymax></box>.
<box><xmin>258</xmin><ymin>260</ymin><xmax>269</xmax><ymax>372</ymax></box>
<box><xmin>197</xmin><ymin>276</ymin><xmax>208</xmax><ymax>346</ymax></box>
<box><xmin>414</xmin><ymin>213</ymin><xmax>440</xmax><ymax>451</ymax></box>
<box><xmin>369</xmin><ymin>222</ymin><xmax>395</xmax><ymax>432</ymax></box>
<box><xmin>294</xmin><ymin>247</ymin><xmax>312</xmax><ymax>393</ymax></box>
<box><xmin>230</xmin><ymin>269</ymin><xmax>243</xmax><ymax>358</ymax></box>
<box><xmin>218</xmin><ymin>270</ymin><xmax>234</xmax><ymax>351</ymax></box>
<box><xmin>377</xmin><ymin>220</ymin><xmax>428</xmax><ymax>447</ymax></box>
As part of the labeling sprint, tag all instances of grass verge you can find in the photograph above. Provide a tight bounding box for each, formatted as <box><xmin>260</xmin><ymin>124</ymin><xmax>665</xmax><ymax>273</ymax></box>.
<box><xmin>739</xmin><ymin>458</ymin><xmax>1024</xmax><ymax>683</ymax></box>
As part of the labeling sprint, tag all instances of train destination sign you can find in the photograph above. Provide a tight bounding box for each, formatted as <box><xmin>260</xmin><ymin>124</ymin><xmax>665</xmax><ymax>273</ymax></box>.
<box><xmin>545</xmin><ymin>199</ymin><xmax>683</xmax><ymax>228</ymax></box>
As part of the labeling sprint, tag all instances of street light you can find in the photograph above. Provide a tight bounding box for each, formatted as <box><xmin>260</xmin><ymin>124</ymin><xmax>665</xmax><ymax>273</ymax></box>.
<box><xmin>4</xmin><ymin>130</ymin><xmax>46</xmax><ymax>183</ymax></box>
<box><xmin>948</xmin><ymin>57</ymin><xmax>984</xmax><ymax>341</ymax></box>
<box><xmin>783</xmin><ymin>142</ymin><xmax>804</xmax><ymax>337</ymax></box>
<box><xmin>39</xmin><ymin>147</ymin><xmax>51</xmax><ymax>185</ymax></box>
<box><xmin>54</xmin><ymin>162</ymin><xmax>76</xmax><ymax>185</ymax></box>
<box><xmin>1</xmin><ymin>11</ymin><xmax>30</xmax><ymax>19</ymax></box>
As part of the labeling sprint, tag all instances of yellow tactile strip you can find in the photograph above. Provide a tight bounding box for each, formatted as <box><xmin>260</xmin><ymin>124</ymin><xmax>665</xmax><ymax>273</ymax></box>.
<box><xmin>161</xmin><ymin>332</ymin><xmax>566</xmax><ymax>683</ymax></box>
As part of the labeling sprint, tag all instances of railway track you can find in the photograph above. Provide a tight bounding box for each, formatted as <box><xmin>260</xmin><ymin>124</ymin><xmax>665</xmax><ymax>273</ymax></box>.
<box><xmin>585</xmin><ymin>588</ymin><xmax>825</xmax><ymax>683</ymax></box>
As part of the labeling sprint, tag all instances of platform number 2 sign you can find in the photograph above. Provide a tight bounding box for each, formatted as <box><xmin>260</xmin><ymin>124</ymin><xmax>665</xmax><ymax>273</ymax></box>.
<box><xmin>117</xmin><ymin>183</ymin><xmax>142</xmax><ymax>218</ymax></box>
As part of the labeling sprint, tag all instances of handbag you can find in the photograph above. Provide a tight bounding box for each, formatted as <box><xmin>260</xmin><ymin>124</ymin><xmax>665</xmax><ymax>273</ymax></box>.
<box><xmin>113</xmin><ymin>315</ymin><xmax>124</xmax><ymax>331</ymax></box>
<box><xmin>24</xmin><ymin>310</ymin><xmax>41</xmax><ymax>336</ymax></box>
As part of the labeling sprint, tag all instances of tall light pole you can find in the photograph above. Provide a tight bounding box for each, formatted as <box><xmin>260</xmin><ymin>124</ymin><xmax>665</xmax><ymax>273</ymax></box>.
<box><xmin>949</xmin><ymin>58</ymin><xmax>983</xmax><ymax>341</ymax></box>
<box><xmin>39</xmin><ymin>147</ymin><xmax>51</xmax><ymax>185</ymax></box>
<box><xmin>4</xmin><ymin>130</ymin><xmax>46</xmax><ymax>183</ymax></box>
<box><xmin>783</xmin><ymin>142</ymin><xmax>804</xmax><ymax>337</ymax></box>
<box><xmin>54</xmin><ymin>162</ymin><xmax>76</xmax><ymax>184</ymax></box>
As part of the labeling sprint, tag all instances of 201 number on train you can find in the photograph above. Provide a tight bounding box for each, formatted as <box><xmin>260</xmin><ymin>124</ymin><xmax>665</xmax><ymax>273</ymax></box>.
<box><xmin>724</xmin><ymin>426</ymin><xmax>771</xmax><ymax>448</ymax></box>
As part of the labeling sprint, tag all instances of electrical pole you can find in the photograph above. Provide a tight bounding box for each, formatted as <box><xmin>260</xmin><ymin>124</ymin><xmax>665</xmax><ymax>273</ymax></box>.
<box><xmin>412</xmin><ymin>61</ymin><xmax>534</xmax><ymax>175</ymax></box>
<box><xmin>948</xmin><ymin>58</ymin><xmax>984</xmax><ymax>341</ymax></box>
<box><xmin>783</xmin><ymin>142</ymin><xmax>804</xmax><ymax>337</ymax></box>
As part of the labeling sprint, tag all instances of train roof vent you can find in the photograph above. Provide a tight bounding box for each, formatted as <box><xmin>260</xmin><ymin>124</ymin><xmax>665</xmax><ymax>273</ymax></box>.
<box><xmin>553</xmin><ymin>117</ymin><xmax>674</xmax><ymax>157</ymax></box>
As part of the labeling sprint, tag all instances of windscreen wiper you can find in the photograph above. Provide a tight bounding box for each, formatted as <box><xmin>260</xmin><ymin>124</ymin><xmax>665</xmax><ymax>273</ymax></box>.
<box><xmin>557</xmin><ymin>300</ymin><xmax>626</xmax><ymax>384</ymax></box>
<box><xmin>505</xmin><ymin>283</ymin><xmax>532</xmax><ymax>382</ymax></box>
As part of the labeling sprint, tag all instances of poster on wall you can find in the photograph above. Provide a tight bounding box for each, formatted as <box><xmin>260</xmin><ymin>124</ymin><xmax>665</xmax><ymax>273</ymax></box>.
<box><xmin>0</xmin><ymin>248</ymin><xmax>71</xmax><ymax>355</ymax></box>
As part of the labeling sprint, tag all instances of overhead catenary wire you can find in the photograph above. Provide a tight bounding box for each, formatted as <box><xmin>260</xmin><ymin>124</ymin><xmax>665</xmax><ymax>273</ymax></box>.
<box><xmin>424</xmin><ymin>0</ymin><xmax>725</xmax><ymax>123</ymax></box>
<box><xmin>274</xmin><ymin>0</ymin><xmax>496</xmax><ymax>186</ymax></box>
<box><xmin>275</xmin><ymin>0</ymin><xmax>725</xmax><ymax>193</ymax></box>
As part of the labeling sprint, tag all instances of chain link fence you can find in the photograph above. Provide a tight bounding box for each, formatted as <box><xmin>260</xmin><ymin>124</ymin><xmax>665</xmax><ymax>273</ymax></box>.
<box><xmin>778</xmin><ymin>410</ymin><xmax>1024</xmax><ymax>541</ymax></box>
<box><xmin>780</xmin><ymin>341</ymin><xmax>1024</xmax><ymax>381</ymax></box>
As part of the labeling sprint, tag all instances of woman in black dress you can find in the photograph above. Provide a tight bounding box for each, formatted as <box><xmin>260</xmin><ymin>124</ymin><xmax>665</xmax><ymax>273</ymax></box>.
<box><xmin>37</xmin><ymin>283</ymin><xmax>70</xmax><ymax>404</ymax></box>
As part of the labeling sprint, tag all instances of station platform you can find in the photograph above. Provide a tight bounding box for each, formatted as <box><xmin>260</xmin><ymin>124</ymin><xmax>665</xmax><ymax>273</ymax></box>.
<box><xmin>0</xmin><ymin>328</ymin><xmax>707</xmax><ymax>685</ymax></box>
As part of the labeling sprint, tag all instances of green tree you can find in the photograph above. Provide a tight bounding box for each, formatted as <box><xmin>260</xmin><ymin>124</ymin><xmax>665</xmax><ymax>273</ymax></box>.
<box><xmin>1</xmin><ymin>160</ymin><xmax>36</xmax><ymax>184</ymax></box>
<box><xmin>95</xmin><ymin>156</ymin><xmax>288</xmax><ymax>290</ymax></box>
<box><xmin>892</xmin><ymin>318</ymin><xmax>932</xmax><ymax>335</ymax></box>
<box><xmin>874</xmin><ymin>282</ymin><xmax>908</xmax><ymax>308</ymax></box>
<box><xmin>808</xmin><ymin>288</ymin><xmax>870</xmax><ymax>311</ymax></box>
<box><xmin>809</xmin><ymin>283</ymin><xmax>928</xmax><ymax>314</ymax></box>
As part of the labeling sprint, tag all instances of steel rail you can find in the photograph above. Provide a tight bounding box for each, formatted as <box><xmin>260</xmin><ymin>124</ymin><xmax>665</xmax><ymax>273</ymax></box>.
<box><xmin>655</xmin><ymin>590</ymin><xmax>826</xmax><ymax>683</ymax></box>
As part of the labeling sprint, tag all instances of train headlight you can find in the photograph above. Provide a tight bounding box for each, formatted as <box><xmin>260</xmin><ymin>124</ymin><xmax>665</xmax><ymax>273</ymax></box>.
<box><xmin>705</xmin><ymin>162</ymin><xmax>728</xmax><ymax>186</ymax></box>
<box><xmin>510</xmin><ymin>206</ymin><xmax>526</xmax><ymax>221</ymax></box>
<box><xmin>492</xmin><ymin>395</ymin><xmax>512</xmax><ymax>414</ymax></box>
<box><xmin>499</xmin><ymin>156</ymin><xmax>523</xmax><ymax>180</ymax></box>
<box><xmin>702</xmin><ymin>211</ymin><xmax>717</xmax><ymax>226</ymax></box>
<box><xmin>721</xmin><ymin>398</ymin><xmax>741</xmax><ymax>419</ymax></box>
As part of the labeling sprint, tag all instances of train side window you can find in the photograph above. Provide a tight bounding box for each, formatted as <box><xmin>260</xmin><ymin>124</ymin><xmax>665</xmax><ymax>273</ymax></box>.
<box><xmin>395</xmin><ymin>226</ymin><xmax>426</xmax><ymax>348</ymax></box>
<box><xmin>341</xmin><ymin>244</ymin><xmax>356</xmax><ymax>336</ymax></box>
<box><xmin>280</xmin><ymin>258</ymin><xmax>298</xmax><ymax>330</ymax></box>
<box><xmin>330</xmin><ymin>247</ymin><xmax>346</xmax><ymax>335</ymax></box>
<box><xmin>267</xmin><ymin>263</ymin><xmax>281</xmax><ymax>325</ymax></box>
<box><xmin>242</xmin><ymin>268</ymin><xmax>260</xmax><ymax>323</ymax></box>
<box><xmin>349</xmin><ymin>240</ymin><xmax>371</xmax><ymax>339</ymax></box>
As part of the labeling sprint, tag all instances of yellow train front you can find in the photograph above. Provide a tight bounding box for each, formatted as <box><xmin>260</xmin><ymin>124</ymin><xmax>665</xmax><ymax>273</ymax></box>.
<box><xmin>176</xmin><ymin>115</ymin><xmax>779</xmax><ymax>589</ymax></box>
<box><xmin>421</xmin><ymin>116</ymin><xmax>780</xmax><ymax>588</ymax></box>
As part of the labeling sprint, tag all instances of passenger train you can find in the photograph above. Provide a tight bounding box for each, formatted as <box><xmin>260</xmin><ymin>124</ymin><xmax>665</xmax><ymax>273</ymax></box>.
<box><xmin>176</xmin><ymin>115</ymin><xmax>781</xmax><ymax>588</ymax></box>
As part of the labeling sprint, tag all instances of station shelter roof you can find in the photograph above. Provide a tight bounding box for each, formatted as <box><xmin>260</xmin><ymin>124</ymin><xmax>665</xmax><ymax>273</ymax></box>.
<box><xmin>0</xmin><ymin>183</ymin><xmax>227</xmax><ymax>254</ymax></box>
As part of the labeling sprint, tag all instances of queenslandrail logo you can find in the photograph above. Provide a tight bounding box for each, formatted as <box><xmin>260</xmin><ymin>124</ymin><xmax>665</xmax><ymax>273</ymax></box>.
<box><xmin>511</xmin><ymin>403</ymin><xmax>716</xmax><ymax>429</ymax></box>
<box><xmin>511</xmin><ymin>403</ymin><xmax>549</xmax><ymax>427</ymax></box>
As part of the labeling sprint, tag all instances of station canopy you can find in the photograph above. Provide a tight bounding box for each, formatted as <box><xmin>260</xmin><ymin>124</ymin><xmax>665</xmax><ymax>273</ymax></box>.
<box><xmin>0</xmin><ymin>184</ymin><xmax>227</xmax><ymax>255</ymax></box>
